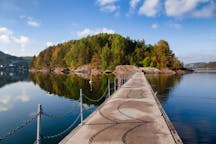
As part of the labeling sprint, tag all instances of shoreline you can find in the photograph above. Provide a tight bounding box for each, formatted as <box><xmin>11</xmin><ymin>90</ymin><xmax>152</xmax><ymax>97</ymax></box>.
<box><xmin>29</xmin><ymin>65</ymin><xmax>193</xmax><ymax>79</ymax></box>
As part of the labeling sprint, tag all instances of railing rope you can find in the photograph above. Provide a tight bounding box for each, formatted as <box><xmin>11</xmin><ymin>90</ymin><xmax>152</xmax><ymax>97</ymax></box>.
<box><xmin>82</xmin><ymin>87</ymin><xmax>108</xmax><ymax>102</ymax></box>
<box><xmin>0</xmin><ymin>76</ymin><xmax>132</xmax><ymax>143</ymax></box>
<box><xmin>42</xmin><ymin>113</ymin><xmax>81</xmax><ymax>140</ymax></box>
<box><xmin>0</xmin><ymin>113</ymin><xmax>37</xmax><ymax>142</ymax></box>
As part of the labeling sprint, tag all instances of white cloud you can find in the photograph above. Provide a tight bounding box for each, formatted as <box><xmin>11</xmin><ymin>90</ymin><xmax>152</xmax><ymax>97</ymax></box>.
<box><xmin>16</xmin><ymin>90</ymin><xmax>30</xmax><ymax>102</ymax></box>
<box><xmin>77</xmin><ymin>27</ymin><xmax>115</xmax><ymax>38</ymax></box>
<box><xmin>0</xmin><ymin>27</ymin><xmax>11</xmax><ymax>34</ymax></box>
<box><xmin>151</xmin><ymin>23</ymin><xmax>159</xmax><ymax>29</ymax></box>
<box><xmin>77</xmin><ymin>28</ymin><xmax>93</xmax><ymax>37</ymax></box>
<box><xmin>20</xmin><ymin>15</ymin><xmax>41</xmax><ymax>28</ymax></box>
<box><xmin>165</xmin><ymin>0</ymin><xmax>216</xmax><ymax>18</ymax></box>
<box><xmin>139</xmin><ymin>0</ymin><xmax>160</xmax><ymax>17</ymax></box>
<box><xmin>0</xmin><ymin>34</ymin><xmax>11</xmax><ymax>43</ymax></box>
<box><xmin>27</xmin><ymin>20</ymin><xmax>40</xmax><ymax>27</ymax></box>
<box><xmin>12</xmin><ymin>36</ymin><xmax>29</xmax><ymax>47</ymax></box>
<box><xmin>127</xmin><ymin>0</ymin><xmax>141</xmax><ymax>15</ymax></box>
<box><xmin>192</xmin><ymin>3</ymin><xmax>216</xmax><ymax>18</ymax></box>
<box><xmin>97</xmin><ymin>0</ymin><xmax>118</xmax><ymax>5</ymax></box>
<box><xmin>0</xmin><ymin>26</ymin><xmax>30</xmax><ymax>47</ymax></box>
<box><xmin>100</xmin><ymin>4</ymin><xmax>117</xmax><ymax>12</ymax></box>
<box><xmin>130</xmin><ymin>0</ymin><xmax>141</xmax><ymax>9</ymax></box>
<box><xmin>97</xmin><ymin>0</ymin><xmax>119</xmax><ymax>13</ymax></box>
<box><xmin>46</xmin><ymin>41</ymin><xmax>54</xmax><ymax>47</ymax></box>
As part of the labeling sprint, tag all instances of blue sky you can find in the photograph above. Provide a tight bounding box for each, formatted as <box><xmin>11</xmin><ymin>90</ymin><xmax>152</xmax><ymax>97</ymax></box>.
<box><xmin>0</xmin><ymin>0</ymin><xmax>216</xmax><ymax>64</ymax></box>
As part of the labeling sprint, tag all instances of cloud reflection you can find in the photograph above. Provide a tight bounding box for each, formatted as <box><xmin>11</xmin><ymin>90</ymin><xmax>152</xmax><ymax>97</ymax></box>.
<box><xmin>0</xmin><ymin>83</ymin><xmax>31</xmax><ymax>112</ymax></box>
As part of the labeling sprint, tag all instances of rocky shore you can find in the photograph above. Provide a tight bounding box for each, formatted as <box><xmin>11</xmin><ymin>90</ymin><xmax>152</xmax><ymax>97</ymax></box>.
<box><xmin>140</xmin><ymin>67</ymin><xmax>193</xmax><ymax>74</ymax></box>
<box><xmin>29</xmin><ymin>65</ymin><xmax>193</xmax><ymax>79</ymax></box>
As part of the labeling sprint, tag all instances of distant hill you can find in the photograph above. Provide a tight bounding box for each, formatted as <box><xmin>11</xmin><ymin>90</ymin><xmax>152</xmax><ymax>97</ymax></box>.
<box><xmin>0</xmin><ymin>51</ymin><xmax>17</xmax><ymax>64</ymax></box>
<box><xmin>185</xmin><ymin>62</ymin><xmax>216</xmax><ymax>69</ymax></box>
<box><xmin>0</xmin><ymin>51</ymin><xmax>32</xmax><ymax>67</ymax></box>
<box><xmin>31</xmin><ymin>33</ymin><xmax>183</xmax><ymax>70</ymax></box>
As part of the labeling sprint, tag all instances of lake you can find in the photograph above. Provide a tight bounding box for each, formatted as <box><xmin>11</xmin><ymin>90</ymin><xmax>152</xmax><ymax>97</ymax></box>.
<box><xmin>146</xmin><ymin>71</ymin><xmax>216</xmax><ymax>144</ymax></box>
<box><xmin>0</xmin><ymin>71</ymin><xmax>216</xmax><ymax>144</ymax></box>
<box><xmin>0</xmin><ymin>72</ymin><xmax>115</xmax><ymax>144</ymax></box>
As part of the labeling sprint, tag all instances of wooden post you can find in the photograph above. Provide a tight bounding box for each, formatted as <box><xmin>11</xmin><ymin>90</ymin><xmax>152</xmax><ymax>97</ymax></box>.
<box><xmin>36</xmin><ymin>104</ymin><xmax>41</xmax><ymax>144</ymax></box>
<box><xmin>80</xmin><ymin>89</ymin><xmax>83</xmax><ymax>126</ymax></box>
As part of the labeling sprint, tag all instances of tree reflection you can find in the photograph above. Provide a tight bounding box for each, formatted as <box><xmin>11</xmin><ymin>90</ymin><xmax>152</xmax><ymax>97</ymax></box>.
<box><xmin>30</xmin><ymin>73</ymin><xmax>114</xmax><ymax>105</ymax></box>
<box><xmin>146</xmin><ymin>74</ymin><xmax>182</xmax><ymax>104</ymax></box>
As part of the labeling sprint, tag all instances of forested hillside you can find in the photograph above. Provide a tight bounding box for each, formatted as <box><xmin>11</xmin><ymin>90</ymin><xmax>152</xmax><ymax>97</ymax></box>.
<box><xmin>31</xmin><ymin>33</ymin><xmax>183</xmax><ymax>70</ymax></box>
<box><xmin>0</xmin><ymin>51</ymin><xmax>32</xmax><ymax>66</ymax></box>
<box><xmin>185</xmin><ymin>62</ymin><xmax>216</xmax><ymax>69</ymax></box>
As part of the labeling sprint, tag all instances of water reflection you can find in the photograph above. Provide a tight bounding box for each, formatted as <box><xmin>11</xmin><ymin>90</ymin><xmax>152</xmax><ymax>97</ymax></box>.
<box><xmin>0</xmin><ymin>82</ymin><xmax>32</xmax><ymax>112</ymax></box>
<box><xmin>146</xmin><ymin>74</ymin><xmax>182</xmax><ymax>104</ymax></box>
<box><xmin>0</xmin><ymin>71</ymin><xmax>29</xmax><ymax>88</ymax></box>
<box><xmin>146</xmin><ymin>73</ymin><xmax>216</xmax><ymax>144</ymax></box>
<box><xmin>30</xmin><ymin>73</ymin><xmax>114</xmax><ymax>105</ymax></box>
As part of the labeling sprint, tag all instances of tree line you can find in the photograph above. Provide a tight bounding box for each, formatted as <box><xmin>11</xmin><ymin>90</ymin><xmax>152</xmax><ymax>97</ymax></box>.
<box><xmin>31</xmin><ymin>33</ymin><xmax>183</xmax><ymax>70</ymax></box>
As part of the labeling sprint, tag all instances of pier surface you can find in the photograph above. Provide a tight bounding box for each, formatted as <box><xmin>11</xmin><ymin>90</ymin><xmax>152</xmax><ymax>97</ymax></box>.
<box><xmin>60</xmin><ymin>72</ymin><xmax>182</xmax><ymax>144</ymax></box>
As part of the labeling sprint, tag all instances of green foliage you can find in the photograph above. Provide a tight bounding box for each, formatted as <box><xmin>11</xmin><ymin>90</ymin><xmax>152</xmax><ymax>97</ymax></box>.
<box><xmin>31</xmin><ymin>34</ymin><xmax>183</xmax><ymax>70</ymax></box>
<box><xmin>101</xmin><ymin>43</ymin><xmax>111</xmax><ymax>69</ymax></box>
<box><xmin>30</xmin><ymin>73</ymin><xmax>110</xmax><ymax>105</ymax></box>
<box><xmin>143</xmin><ymin>57</ymin><xmax>151</xmax><ymax>67</ymax></box>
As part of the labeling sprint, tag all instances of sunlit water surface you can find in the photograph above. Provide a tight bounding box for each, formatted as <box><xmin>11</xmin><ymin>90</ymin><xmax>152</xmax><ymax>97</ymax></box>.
<box><xmin>147</xmin><ymin>71</ymin><xmax>216</xmax><ymax>144</ymax></box>
<box><xmin>1</xmin><ymin>71</ymin><xmax>216</xmax><ymax>144</ymax></box>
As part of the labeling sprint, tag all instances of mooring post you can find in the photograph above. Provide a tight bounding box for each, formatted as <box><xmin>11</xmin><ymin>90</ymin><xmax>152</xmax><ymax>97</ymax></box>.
<box><xmin>80</xmin><ymin>89</ymin><xmax>83</xmax><ymax>126</ymax></box>
<box><xmin>36</xmin><ymin>104</ymin><xmax>41</xmax><ymax>144</ymax></box>
<box><xmin>108</xmin><ymin>79</ymin><xmax>110</xmax><ymax>97</ymax></box>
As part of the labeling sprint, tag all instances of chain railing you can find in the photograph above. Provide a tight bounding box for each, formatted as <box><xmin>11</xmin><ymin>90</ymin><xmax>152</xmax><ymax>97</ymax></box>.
<box><xmin>0</xmin><ymin>73</ymin><xmax>136</xmax><ymax>144</ymax></box>
<box><xmin>42</xmin><ymin>113</ymin><xmax>81</xmax><ymax>140</ymax></box>
<box><xmin>0</xmin><ymin>114</ymin><xmax>38</xmax><ymax>142</ymax></box>
<box><xmin>83</xmin><ymin>87</ymin><xmax>108</xmax><ymax>102</ymax></box>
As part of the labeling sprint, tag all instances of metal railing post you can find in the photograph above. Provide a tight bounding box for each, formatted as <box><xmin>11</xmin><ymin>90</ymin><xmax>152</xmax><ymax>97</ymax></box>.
<box><xmin>108</xmin><ymin>79</ymin><xmax>110</xmax><ymax>97</ymax></box>
<box><xmin>114</xmin><ymin>78</ymin><xmax>116</xmax><ymax>92</ymax></box>
<box><xmin>80</xmin><ymin>89</ymin><xmax>83</xmax><ymax>126</ymax></box>
<box><xmin>36</xmin><ymin>104</ymin><xmax>41</xmax><ymax>144</ymax></box>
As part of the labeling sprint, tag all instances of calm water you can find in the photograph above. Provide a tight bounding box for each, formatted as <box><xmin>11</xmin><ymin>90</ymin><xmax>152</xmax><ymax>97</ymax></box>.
<box><xmin>0</xmin><ymin>71</ymin><xmax>216</xmax><ymax>144</ymax></box>
<box><xmin>0</xmin><ymin>72</ymin><xmax>114</xmax><ymax>144</ymax></box>
<box><xmin>146</xmin><ymin>71</ymin><xmax>216</xmax><ymax>144</ymax></box>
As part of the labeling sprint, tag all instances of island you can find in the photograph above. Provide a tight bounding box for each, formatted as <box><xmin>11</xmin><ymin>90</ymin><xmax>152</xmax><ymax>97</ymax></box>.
<box><xmin>30</xmin><ymin>33</ymin><xmax>190</xmax><ymax>76</ymax></box>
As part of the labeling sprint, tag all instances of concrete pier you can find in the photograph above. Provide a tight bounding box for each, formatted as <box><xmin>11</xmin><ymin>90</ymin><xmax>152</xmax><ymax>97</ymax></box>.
<box><xmin>60</xmin><ymin>72</ymin><xmax>182</xmax><ymax>144</ymax></box>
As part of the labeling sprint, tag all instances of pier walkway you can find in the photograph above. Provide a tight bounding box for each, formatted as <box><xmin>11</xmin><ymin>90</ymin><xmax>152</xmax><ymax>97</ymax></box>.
<box><xmin>60</xmin><ymin>72</ymin><xmax>182</xmax><ymax>144</ymax></box>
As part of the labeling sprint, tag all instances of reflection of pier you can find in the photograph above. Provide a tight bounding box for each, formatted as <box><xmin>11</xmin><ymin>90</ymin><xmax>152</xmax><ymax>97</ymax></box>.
<box><xmin>60</xmin><ymin>72</ymin><xmax>182</xmax><ymax>144</ymax></box>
